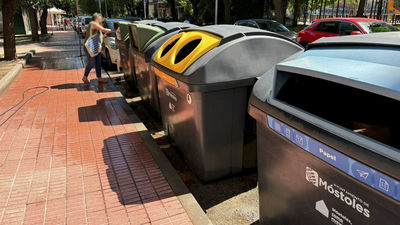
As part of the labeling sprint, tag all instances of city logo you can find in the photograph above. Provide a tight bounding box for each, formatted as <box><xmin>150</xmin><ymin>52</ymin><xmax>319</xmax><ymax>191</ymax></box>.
<box><xmin>305</xmin><ymin>167</ymin><xmax>370</xmax><ymax>218</ymax></box>
<box><xmin>315</xmin><ymin>200</ymin><xmax>329</xmax><ymax>218</ymax></box>
<box><xmin>306</xmin><ymin>167</ymin><xmax>319</xmax><ymax>187</ymax></box>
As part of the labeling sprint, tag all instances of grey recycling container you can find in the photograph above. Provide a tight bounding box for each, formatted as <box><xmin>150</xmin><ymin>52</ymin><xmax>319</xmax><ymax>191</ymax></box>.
<box><xmin>248</xmin><ymin>32</ymin><xmax>400</xmax><ymax>225</ymax></box>
<box><xmin>152</xmin><ymin>25</ymin><xmax>303</xmax><ymax>181</ymax></box>
<box><xmin>136</xmin><ymin>22</ymin><xmax>196</xmax><ymax>115</ymax></box>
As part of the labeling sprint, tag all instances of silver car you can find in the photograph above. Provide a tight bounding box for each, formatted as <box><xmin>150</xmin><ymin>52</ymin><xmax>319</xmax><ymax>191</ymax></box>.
<box><xmin>101</xmin><ymin>18</ymin><xmax>140</xmax><ymax>70</ymax></box>
<box><xmin>80</xmin><ymin>16</ymin><xmax>92</xmax><ymax>38</ymax></box>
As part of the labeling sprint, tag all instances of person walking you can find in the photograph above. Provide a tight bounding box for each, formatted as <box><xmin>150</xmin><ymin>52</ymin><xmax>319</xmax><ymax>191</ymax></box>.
<box><xmin>82</xmin><ymin>13</ymin><xmax>114</xmax><ymax>84</ymax></box>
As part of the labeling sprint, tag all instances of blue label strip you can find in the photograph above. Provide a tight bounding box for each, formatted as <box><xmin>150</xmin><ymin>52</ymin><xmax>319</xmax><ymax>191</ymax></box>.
<box><xmin>267</xmin><ymin>115</ymin><xmax>400</xmax><ymax>201</ymax></box>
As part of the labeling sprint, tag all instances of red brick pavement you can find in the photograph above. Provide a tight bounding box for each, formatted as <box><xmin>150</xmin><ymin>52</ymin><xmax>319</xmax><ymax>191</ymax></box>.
<box><xmin>0</xmin><ymin>31</ymin><xmax>192</xmax><ymax>225</ymax></box>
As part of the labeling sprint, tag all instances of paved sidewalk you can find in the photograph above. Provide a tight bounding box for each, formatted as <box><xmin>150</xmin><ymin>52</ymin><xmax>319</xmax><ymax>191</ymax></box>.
<box><xmin>0</xmin><ymin>31</ymin><xmax>192</xmax><ymax>225</ymax></box>
<box><xmin>0</xmin><ymin>34</ymin><xmax>51</xmax><ymax>80</ymax></box>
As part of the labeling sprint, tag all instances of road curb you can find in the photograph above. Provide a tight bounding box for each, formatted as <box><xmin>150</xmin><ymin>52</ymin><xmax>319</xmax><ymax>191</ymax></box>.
<box><xmin>0</xmin><ymin>33</ymin><xmax>51</xmax><ymax>97</ymax></box>
<box><xmin>0</xmin><ymin>50</ymin><xmax>35</xmax><ymax>96</ymax></box>
<box><xmin>107</xmin><ymin>79</ymin><xmax>213</xmax><ymax>225</ymax></box>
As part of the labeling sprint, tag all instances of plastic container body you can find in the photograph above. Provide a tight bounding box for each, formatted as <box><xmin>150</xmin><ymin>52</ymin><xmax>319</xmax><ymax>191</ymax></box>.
<box><xmin>249</xmin><ymin>32</ymin><xmax>400</xmax><ymax>224</ymax></box>
<box><xmin>152</xmin><ymin>25</ymin><xmax>303</xmax><ymax>181</ymax></box>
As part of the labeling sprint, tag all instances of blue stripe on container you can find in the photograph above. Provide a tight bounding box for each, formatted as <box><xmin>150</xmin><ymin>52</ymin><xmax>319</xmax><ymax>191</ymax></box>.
<box><xmin>267</xmin><ymin>115</ymin><xmax>400</xmax><ymax>202</ymax></box>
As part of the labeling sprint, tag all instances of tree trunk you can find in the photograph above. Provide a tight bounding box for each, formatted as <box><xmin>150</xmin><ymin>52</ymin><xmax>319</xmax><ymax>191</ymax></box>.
<box><xmin>154</xmin><ymin>2</ymin><xmax>158</xmax><ymax>18</ymax></box>
<box><xmin>223</xmin><ymin>0</ymin><xmax>232</xmax><ymax>23</ymax></box>
<box><xmin>28</xmin><ymin>7</ymin><xmax>40</xmax><ymax>41</ymax></box>
<box><xmin>384</xmin><ymin>0</ymin><xmax>389</xmax><ymax>21</ymax></box>
<box><xmin>293</xmin><ymin>0</ymin><xmax>300</xmax><ymax>26</ymax></box>
<box><xmin>319</xmin><ymin>0</ymin><xmax>323</xmax><ymax>19</ymax></box>
<box><xmin>373</xmin><ymin>0</ymin><xmax>379</xmax><ymax>18</ymax></box>
<box><xmin>273</xmin><ymin>0</ymin><xmax>284</xmax><ymax>23</ymax></box>
<box><xmin>322</xmin><ymin>0</ymin><xmax>327</xmax><ymax>18</ymax></box>
<box><xmin>304</xmin><ymin>0</ymin><xmax>308</xmax><ymax>24</ymax></box>
<box><xmin>2</xmin><ymin>0</ymin><xmax>17</xmax><ymax>60</ymax></box>
<box><xmin>282</xmin><ymin>0</ymin><xmax>288</xmax><ymax>24</ymax></box>
<box><xmin>310</xmin><ymin>0</ymin><xmax>314</xmax><ymax>22</ymax></box>
<box><xmin>377</xmin><ymin>0</ymin><xmax>383</xmax><ymax>19</ymax></box>
<box><xmin>336</xmin><ymin>0</ymin><xmax>340</xmax><ymax>17</ymax></box>
<box><xmin>342</xmin><ymin>0</ymin><xmax>346</xmax><ymax>17</ymax></box>
<box><xmin>356</xmin><ymin>0</ymin><xmax>366</xmax><ymax>17</ymax></box>
<box><xmin>40</xmin><ymin>6</ymin><xmax>48</xmax><ymax>34</ymax></box>
<box><xmin>167</xmin><ymin>0</ymin><xmax>178</xmax><ymax>20</ymax></box>
<box><xmin>256</xmin><ymin>0</ymin><xmax>265</xmax><ymax>18</ymax></box>
<box><xmin>370</xmin><ymin>0</ymin><xmax>375</xmax><ymax>18</ymax></box>
<box><xmin>189</xmin><ymin>0</ymin><xmax>199</xmax><ymax>23</ymax></box>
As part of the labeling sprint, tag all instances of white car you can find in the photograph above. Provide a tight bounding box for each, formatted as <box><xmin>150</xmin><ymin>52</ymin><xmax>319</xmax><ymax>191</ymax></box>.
<box><xmin>101</xmin><ymin>18</ymin><xmax>129</xmax><ymax>70</ymax></box>
<box><xmin>101</xmin><ymin>18</ymin><xmax>142</xmax><ymax>71</ymax></box>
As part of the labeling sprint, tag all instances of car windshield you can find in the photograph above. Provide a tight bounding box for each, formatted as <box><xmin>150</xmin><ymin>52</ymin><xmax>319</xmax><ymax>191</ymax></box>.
<box><xmin>257</xmin><ymin>21</ymin><xmax>290</xmax><ymax>32</ymax></box>
<box><xmin>358</xmin><ymin>22</ymin><xmax>398</xmax><ymax>33</ymax></box>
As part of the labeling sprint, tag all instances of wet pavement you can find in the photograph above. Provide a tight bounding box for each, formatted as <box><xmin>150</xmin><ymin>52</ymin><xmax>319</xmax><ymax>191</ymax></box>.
<box><xmin>0</xmin><ymin>31</ymin><xmax>192</xmax><ymax>225</ymax></box>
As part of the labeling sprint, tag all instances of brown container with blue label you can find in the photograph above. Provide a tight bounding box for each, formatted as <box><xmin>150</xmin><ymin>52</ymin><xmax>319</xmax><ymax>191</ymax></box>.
<box><xmin>248</xmin><ymin>32</ymin><xmax>400</xmax><ymax>224</ymax></box>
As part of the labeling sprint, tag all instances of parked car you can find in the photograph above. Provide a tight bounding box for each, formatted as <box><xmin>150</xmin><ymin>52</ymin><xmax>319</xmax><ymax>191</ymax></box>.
<box><xmin>101</xmin><ymin>18</ymin><xmax>141</xmax><ymax>69</ymax></box>
<box><xmin>80</xmin><ymin>16</ymin><xmax>92</xmax><ymax>37</ymax></box>
<box><xmin>70</xmin><ymin>17</ymin><xmax>76</xmax><ymax>29</ymax></box>
<box><xmin>234</xmin><ymin>19</ymin><xmax>297</xmax><ymax>41</ymax></box>
<box><xmin>297</xmin><ymin>18</ymin><xmax>398</xmax><ymax>47</ymax></box>
<box><xmin>75</xmin><ymin>16</ymin><xmax>83</xmax><ymax>32</ymax></box>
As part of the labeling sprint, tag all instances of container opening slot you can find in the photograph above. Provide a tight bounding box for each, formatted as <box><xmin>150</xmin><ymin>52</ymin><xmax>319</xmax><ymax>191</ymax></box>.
<box><xmin>174</xmin><ymin>39</ymin><xmax>201</xmax><ymax>64</ymax></box>
<box><xmin>161</xmin><ymin>38</ymin><xmax>180</xmax><ymax>58</ymax></box>
<box><xmin>275</xmin><ymin>72</ymin><xmax>400</xmax><ymax>149</ymax></box>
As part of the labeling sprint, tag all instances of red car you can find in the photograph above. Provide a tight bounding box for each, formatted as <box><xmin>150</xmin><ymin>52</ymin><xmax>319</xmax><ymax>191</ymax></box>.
<box><xmin>297</xmin><ymin>18</ymin><xmax>398</xmax><ymax>47</ymax></box>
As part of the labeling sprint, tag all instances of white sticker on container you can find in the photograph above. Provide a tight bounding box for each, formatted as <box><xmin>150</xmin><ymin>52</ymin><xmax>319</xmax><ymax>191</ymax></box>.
<box><xmin>168</xmin><ymin>102</ymin><xmax>175</xmax><ymax>112</ymax></box>
<box><xmin>166</xmin><ymin>88</ymin><xmax>177</xmax><ymax>102</ymax></box>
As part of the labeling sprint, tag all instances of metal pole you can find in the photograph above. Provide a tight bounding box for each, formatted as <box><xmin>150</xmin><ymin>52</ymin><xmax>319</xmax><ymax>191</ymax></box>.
<box><xmin>105</xmin><ymin>0</ymin><xmax>108</xmax><ymax>18</ymax></box>
<box><xmin>215</xmin><ymin>0</ymin><xmax>218</xmax><ymax>24</ymax></box>
<box><xmin>98</xmin><ymin>0</ymin><xmax>102</xmax><ymax>14</ymax></box>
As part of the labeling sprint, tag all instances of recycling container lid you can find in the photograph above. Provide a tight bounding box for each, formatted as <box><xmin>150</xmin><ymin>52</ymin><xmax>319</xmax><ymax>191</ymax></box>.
<box><xmin>134</xmin><ymin>20</ymin><xmax>161</xmax><ymax>25</ymax></box>
<box><xmin>252</xmin><ymin>32</ymin><xmax>400</xmax><ymax>164</ymax></box>
<box><xmin>143</xmin><ymin>23</ymin><xmax>198</xmax><ymax>62</ymax></box>
<box><xmin>308</xmin><ymin>31</ymin><xmax>400</xmax><ymax>49</ymax></box>
<box><xmin>152</xmin><ymin>22</ymin><xmax>196</xmax><ymax>33</ymax></box>
<box><xmin>152</xmin><ymin>25</ymin><xmax>303</xmax><ymax>90</ymax></box>
<box><xmin>128</xmin><ymin>23</ymin><xmax>166</xmax><ymax>52</ymax></box>
<box><xmin>114</xmin><ymin>21</ymin><xmax>132</xmax><ymax>42</ymax></box>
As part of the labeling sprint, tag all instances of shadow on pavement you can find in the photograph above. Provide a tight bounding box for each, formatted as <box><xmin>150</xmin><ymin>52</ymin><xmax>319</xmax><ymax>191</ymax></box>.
<box><xmin>51</xmin><ymin>80</ymin><xmax>114</xmax><ymax>93</ymax></box>
<box><xmin>101</xmin><ymin>132</ymin><xmax>181</xmax><ymax>205</ymax></box>
<box><xmin>77</xmin><ymin>97</ymin><xmax>134</xmax><ymax>125</ymax></box>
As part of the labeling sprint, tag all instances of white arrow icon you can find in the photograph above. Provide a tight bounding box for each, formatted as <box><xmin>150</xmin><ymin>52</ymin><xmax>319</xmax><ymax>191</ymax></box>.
<box><xmin>356</xmin><ymin>169</ymin><xmax>369</xmax><ymax>180</ymax></box>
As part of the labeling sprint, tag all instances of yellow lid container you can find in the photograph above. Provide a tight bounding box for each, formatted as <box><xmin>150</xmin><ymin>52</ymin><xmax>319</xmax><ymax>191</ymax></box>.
<box><xmin>154</xmin><ymin>31</ymin><xmax>222</xmax><ymax>74</ymax></box>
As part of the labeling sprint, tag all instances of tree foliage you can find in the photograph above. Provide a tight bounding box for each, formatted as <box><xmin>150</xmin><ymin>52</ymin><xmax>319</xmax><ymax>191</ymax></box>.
<box><xmin>78</xmin><ymin>0</ymin><xmax>144</xmax><ymax>17</ymax></box>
